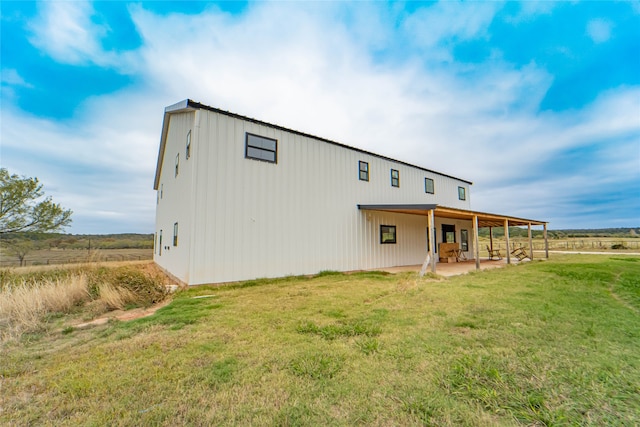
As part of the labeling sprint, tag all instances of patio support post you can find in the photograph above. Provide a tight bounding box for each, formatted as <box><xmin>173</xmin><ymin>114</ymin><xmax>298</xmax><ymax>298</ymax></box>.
<box><xmin>473</xmin><ymin>215</ymin><xmax>480</xmax><ymax>270</ymax></box>
<box><xmin>429</xmin><ymin>209</ymin><xmax>436</xmax><ymax>273</ymax></box>
<box><xmin>544</xmin><ymin>223</ymin><xmax>549</xmax><ymax>259</ymax></box>
<box><xmin>489</xmin><ymin>227</ymin><xmax>494</xmax><ymax>252</ymax></box>
<box><xmin>528</xmin><ymin>223</ymin><xmax>533</xmax><ymax>260</ymax></box>
<box><xmin>504</xmin><ymin>219</ymin><xmax>511</xmax><ymax>264</ymax></box>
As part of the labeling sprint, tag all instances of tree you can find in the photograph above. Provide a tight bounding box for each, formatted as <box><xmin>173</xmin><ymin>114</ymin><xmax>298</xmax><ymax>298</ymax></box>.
<box><xmin>3</xmin><ymin>238</ymin><xmax>35</xmax><ymax>267</ymax></box>
<box><xmin>0</xmin><ymin>168</ymin><xmax>72</xmax><ymax>234</ymax></box>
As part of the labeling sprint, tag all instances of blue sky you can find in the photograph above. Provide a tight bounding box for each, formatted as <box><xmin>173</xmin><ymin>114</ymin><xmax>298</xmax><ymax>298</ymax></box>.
<box><xmin>1</xmin><ymin>1</ymin><xmax>639</xmax><ymax>234</ymax></box>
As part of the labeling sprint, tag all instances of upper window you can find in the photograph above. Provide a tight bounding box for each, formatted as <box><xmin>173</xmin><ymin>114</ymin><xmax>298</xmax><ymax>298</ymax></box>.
<box><xmin>391</xmin><ymin>169</ymin><xmax>399</xmax><ymax>187</ymax></box>
<box><xmin>186</xmin><ymin>130</ymin><xmax>191</xmax><ymax>160</ymax></box>
<box><xmin>380</xmin><ymin>225</ymin><xmax>397</xmax><ymax>244</ymax></box>
<box><xmin>175</xmin><ymin>153</ymin><xmax>179</xmax><ymax>177</ymax></box>
<box><xmin>246</xmin><ymin>133</ymin><xmax>277</xmax><ymax>163</ymax></box>
<box><xmin>359</xmin><ymin>161</ymin><xmax>369</xmax><ymax>181</ymax></box>
<box><xmin>458</xmin><ymin>186</ymin><xmax>466</xmax><ymax>200</ymax></box>
<box><xmin>173</xmin><ymin>222</ymin><xmax>178</xmax><ymax>246</ymax></box>
<box><xmin>425</xmin><ymin>178</ymin><xmax>434</xmax><ymax>194</ymax></box>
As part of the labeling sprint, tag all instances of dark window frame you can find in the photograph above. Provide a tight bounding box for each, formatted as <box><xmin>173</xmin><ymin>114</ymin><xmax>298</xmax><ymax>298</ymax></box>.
<box><xmin>175</xmin><ymin>153</ymin><xmax>179</xmax><ymax>177</ymax></box>
<box><xmin>186</xmin><ymin>130</ymin><xmax>191</xmax><ymax>160</ymax></box>
<box><xmin>359</xmin><ymin>161</ymin><xmax>369</xmax><ymax>181</ymax></box>
<box><xmin>458</xmin><ymin>186</ymin><xmax>466</xmax><ymax>200</ymax></box>
<box><xmin>380</xmin><ymin>225</ymin><xmax>397</xmax><ymax>244</ymax></box>
<box><xmin>391</xmin><ymin>169</ymin><xmax>399</xmax><ymax>187</ymax></box>
<box><xmin>245</xmin><ymin>132</ymin><xmax>278</xmax><ymax>163</ymax></box>
<box><xmin>173</xmin><ymin>222</ymin><xmax>178</xmax><ymax>247</ymax></box>
<box><xmin>461</xmin><ymin>229</ymin><xmax>469</xmax><ymax>251</ymax></box>
<box><xmin>425</xmin><ymin>177</ymin><xmax>435</xmax><ymax>194</ymax></box>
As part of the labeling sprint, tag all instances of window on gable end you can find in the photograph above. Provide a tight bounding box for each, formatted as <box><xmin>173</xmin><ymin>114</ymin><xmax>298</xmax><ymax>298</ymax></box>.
<box><xmin>359</xmin><ymin>161</ymin><xmax>369</xmax><ymax>181</ymax></box>
<box><xmin>186</xmin><ymin>130</ymin><xmax>191</xmax><ymax>159</ymax></box>
<box><xmin>425</xmin><ymin>178</ymin><xmax>434</xmax><ymax>194</ymax></box>
<box><xmin>173</xmin><ymin>222</ymin><xmax>178</xmax><ymax>246</ymax></box>
<box><xmin>391</xmin><ymin>169</ymin><xmax>399</xmax><ymax>187</ymax></box>
<box><xmin>458</xmin><ymin>186</ymin><xmax>466</xmax><ymax>200</ymax></box>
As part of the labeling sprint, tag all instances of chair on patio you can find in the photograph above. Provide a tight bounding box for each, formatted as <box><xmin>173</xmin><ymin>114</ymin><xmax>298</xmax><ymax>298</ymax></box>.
<box><xmin>511</xmin><ymin>247</ymin><xmax>529</xmax><ymax>261</ymax></box>
<box><xmin>486</xmin><ymin>245</ymin><xmax>502</xmax><ymax>260</ymax></box>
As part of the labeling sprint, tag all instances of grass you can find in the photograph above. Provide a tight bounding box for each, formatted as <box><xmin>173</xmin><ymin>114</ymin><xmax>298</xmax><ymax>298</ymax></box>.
<box><xmin>1</xmin><ymin>254</ymin><xmax>639</xmax><ymax>425</ymax></box>
<box><xmin>0</xmin><ymin>262</ymin><xmax>168</xmax><ymax>342</ymax></box>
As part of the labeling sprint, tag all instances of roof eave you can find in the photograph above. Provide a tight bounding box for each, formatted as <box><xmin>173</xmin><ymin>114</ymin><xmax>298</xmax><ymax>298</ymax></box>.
<box><xmin>153</xmin><ymin>100</ymin><xmax>196</xmax><ymax>190</ymax></box>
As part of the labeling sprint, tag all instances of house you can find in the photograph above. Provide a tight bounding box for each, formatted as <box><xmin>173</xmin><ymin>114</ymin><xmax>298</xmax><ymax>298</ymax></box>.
<box><xmin>153</xmin><ymin>99</ymin><xmax>547</xmax><ymax>286</ymax></box>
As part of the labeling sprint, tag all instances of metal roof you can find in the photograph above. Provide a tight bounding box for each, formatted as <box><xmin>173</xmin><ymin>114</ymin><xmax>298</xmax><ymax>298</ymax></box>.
<box><xmin>153</xmin><ymin>99</ymin><xmax>474</xmax><ymax>189</ymax></box>
<box><xmin>357</xmin><ymin>204</ymin><xmax>547</xmax><ymax>227</ymax></box>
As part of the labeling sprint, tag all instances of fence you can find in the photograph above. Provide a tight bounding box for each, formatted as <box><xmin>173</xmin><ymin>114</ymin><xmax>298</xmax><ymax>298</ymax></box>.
<box><xmin>0</xmin><ymin>249</ymin><xmax>154</xmax><ymax>268</ymax></box>
<box><xmin>482</xmin><ymin>238</ymin><xmax>640</xmax><ymax>253</ymax></box>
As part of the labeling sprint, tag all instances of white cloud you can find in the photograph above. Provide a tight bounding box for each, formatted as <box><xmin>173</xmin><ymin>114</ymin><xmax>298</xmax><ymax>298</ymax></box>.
<box><xmin>586</xmin><ymin>19</ymin><xmax>613</xmax><ymax>43</ymax></box>
<box><xmin>3</xmin><ymin>1</ymin><xmax>639</xmax><ymax>232</ymax></box>
<box><xmin>402</xmin><ymin>1</ymin><xmax>501</xmax><ymax>59</ymax></box>
<box><xmin>27</xmin><ymin>1</ymin><xmax>128</xmax><ymax>68</ymax></box>
<box><xmin>1</xmin><ymin>69</ymin><xmax>32</xmax><ymax>87</ymax></box>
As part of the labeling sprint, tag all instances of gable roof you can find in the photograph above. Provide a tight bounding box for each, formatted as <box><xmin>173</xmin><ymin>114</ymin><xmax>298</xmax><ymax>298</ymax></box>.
<box><xmin>153</xmin><ymin>99</ymin><xmax>474</xmax><ymax>189</ymax></box>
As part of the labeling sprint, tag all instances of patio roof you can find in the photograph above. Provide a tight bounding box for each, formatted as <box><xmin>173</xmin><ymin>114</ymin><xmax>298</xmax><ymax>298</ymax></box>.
<box><xmin>357</xmin><ymin>204</ymin><xmax>546</xmax><ymax>228</ymax></box>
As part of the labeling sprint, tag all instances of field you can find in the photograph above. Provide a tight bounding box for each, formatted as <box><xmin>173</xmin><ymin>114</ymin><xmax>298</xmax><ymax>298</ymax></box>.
<box><xmin>1</xmin><ymin>254</ymin><xmax>639</xmax><ymax>425</ymax></box>
<box><xmin>0</xmin><ymin>248</ymin><xmax>153</xmax><ymax>268</ymax></box>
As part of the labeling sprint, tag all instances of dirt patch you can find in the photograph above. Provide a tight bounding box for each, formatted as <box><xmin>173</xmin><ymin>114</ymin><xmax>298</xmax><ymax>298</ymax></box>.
<box><xmin>74</xmin><ymin>299</ymin><xmax>172</xmax><ymax>329</ymax></box>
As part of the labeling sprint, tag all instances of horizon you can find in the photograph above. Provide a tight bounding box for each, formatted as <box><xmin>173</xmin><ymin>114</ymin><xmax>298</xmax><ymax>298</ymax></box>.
<box><xmin>2</xmin><ymin>1</ymin><xmax>639</xmax><ymax>233</ymax></box>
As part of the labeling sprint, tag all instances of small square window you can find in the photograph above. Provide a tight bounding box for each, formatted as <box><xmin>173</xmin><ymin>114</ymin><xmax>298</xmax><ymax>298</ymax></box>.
<box><xmin>359</xmin><ymin>161</ymin><xmax>369</xmax><ymax>181</ymax></box>
<box><xmin>186</xmin><ymin>130</ymin><xmax>191</xmax><ymax>159</ymax></box>
<box><xmin>425</xmin><ymin>178</ymin><xmax>434</xmax><ymax>194</ymax></box>
<box><xmin>380</xmin><ymin>225</ymin><xmax>397</xmax><ymax>244</ymax></box>
<box><xmin>175</xmin><ymin>153</ymin><xmax>179</xmax><ymax>177</ymax></box>
<box><xmin>391</xmin><ymin>169</ymin><xmax>399</xmax><ymax>187</ymax></box>
<box><xmin>458</xmin><ymin>186</ymin><xmax>466</xmax><ymax>200</ymax></box>
<box><xmin>173</xmin><ymin>222</ymin><xmax>178</xmax><ymax>246</ymax></box>
<box><xmin>246</xmin><ymin>133</ymin><xmax>277</xmax><ymax>163</ymax></box>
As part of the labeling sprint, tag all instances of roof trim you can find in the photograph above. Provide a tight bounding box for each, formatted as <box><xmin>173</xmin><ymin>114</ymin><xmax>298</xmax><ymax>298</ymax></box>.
<box><xmin>152</xmin><ymin>98</ymin><xmax>473</xmax><ymax>190</ymax></box>
<box><xmin>358</xmin><ymin>204</ymin><xmax>546</xmax><ymax>227</ymax></box>
<box><xmin>153</xmin><ymin>101</ymin><xmax>198</xmax><ymax>189</ymax></box>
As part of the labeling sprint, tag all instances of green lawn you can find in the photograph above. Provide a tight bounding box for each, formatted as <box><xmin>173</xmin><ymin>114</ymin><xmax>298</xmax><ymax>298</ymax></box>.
<box><xmin>1</xmin><ymin>255</ymin><xmax>639</xmax><ymax>426</ymax></box>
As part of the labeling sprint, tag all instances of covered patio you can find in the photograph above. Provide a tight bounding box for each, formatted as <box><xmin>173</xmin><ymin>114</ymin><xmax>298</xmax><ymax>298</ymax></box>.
<box><xmin>358</xmin><ymin>204</ymin><xmax>548</xmax><ymax>275</ymax></box>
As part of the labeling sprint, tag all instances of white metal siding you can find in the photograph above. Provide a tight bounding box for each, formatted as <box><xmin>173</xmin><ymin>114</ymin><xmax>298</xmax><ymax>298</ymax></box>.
<box><xmin>180</xmin><ymin>109</ymin><xmax>473</xmax><ymax>285</ymax></box>
<box><xmin>153</xmin><ymin>112</ymin><xmax>195</xmax><ymax>283</ymax></box>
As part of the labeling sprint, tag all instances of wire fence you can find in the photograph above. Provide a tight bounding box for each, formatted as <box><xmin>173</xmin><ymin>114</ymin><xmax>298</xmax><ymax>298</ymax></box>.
<box><xmin>0</xmin><ymin>249</ymin><xmax>154</xmax><ymax>268</ymax></box>
<box><xmin>484</xmin><ymin>239</ymin><xmax>640</xmax><ymax>253</ymax></box>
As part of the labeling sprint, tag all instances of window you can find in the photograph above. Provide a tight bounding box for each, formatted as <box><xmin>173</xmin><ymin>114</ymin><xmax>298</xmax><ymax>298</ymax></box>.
<box><xmin>246</xmin><ymin>133</ymin><xmax>277</xmax><ymax>163</ymax></box>
<box><xmin>159</xmin><ymin>230</ymin><xmax>162</xmax><ymax>255</ymax></box>
<box><xmin>175</xmin><ymin>153</ymin><xmax>179</xmax><ymax>177</ymax></box>
<box><xmin>173</xmin><ymin>222</ymin><xmax>178</xmax><ymax>246</ymax></box>
<box><xmin>461</xmin><ymin>229</ymin><xmax>469</xmax><ymax>251</ymax></box>
<box><xmin>425</xmin><ymin>178</ymin><xmax>434</xmax><ymax>194</ymax></box>
<box><xmin>458</xmin><ymin>186</ymin><xmax>466</xmax><ymax>200</ymax></box>
<box><xmin>391</xmin><ymin>169</ymin><xmax>399</xmax><ymax>187</ymax></box>
<box><xmin>160</xmin><ymin>184</ymin><xmax>163</xmax><ymax>199</ymax></box>
<box><xmin>359</xmin><ymin>161</ymin><xmax>369</xmax><ymax>181</ymax></box>
<box><xmin>186</xmin><ymin>130</ymin><xmax>191</xmax><ymax>159</ymax></box>
<box><xmin>380</xmin><ymin>225</ymin><xmax>397</xmax><ymax>244</ymax></box>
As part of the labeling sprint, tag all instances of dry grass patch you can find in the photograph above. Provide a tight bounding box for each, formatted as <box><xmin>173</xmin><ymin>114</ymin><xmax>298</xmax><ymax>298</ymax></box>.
<box><xmin>0</xmin><ymin>261</ymin><xmax>169</xmax><ymax>344</ymax></box>
<box><xmin>0</xmin><ymin>274</ymin><xmax>89</xmax><ymax>341</ymax></box>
